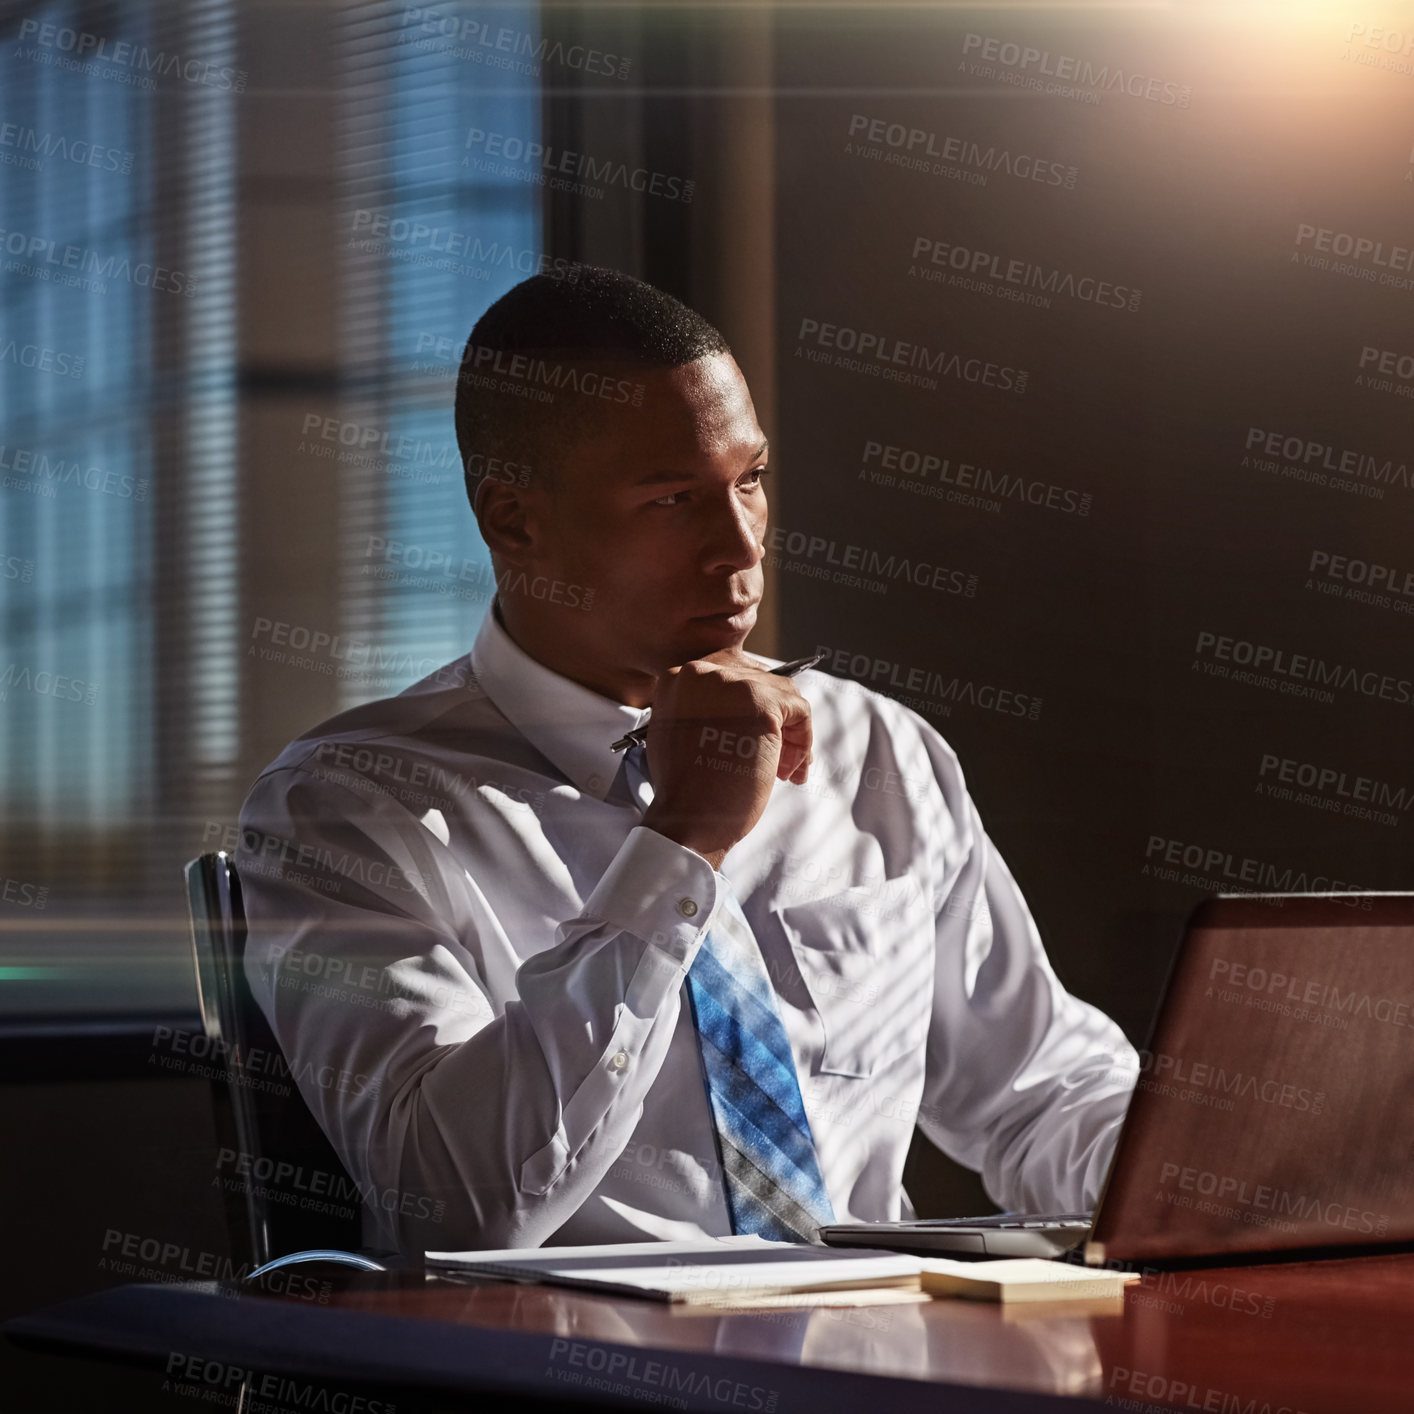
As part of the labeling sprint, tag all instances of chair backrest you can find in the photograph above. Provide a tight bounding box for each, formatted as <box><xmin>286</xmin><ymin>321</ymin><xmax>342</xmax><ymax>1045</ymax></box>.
<box><xmin>185</xmin><ymin>852</ymin><xmax>365</xmax><ymax>1267</ymax></box>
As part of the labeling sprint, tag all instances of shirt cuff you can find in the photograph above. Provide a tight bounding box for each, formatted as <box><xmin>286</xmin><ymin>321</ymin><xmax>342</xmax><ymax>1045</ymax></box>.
<box><xmin>582</xmin><ymin>825</ymin><xmax>722</xmax><ymax>966</ymax></box>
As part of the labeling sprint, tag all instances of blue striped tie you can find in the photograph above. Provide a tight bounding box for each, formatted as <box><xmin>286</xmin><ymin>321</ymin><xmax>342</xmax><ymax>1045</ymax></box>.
<box><xmin>620</xmin><ymin>743</ymin><xmax>835</xmax><ymax>1242</ymax></box>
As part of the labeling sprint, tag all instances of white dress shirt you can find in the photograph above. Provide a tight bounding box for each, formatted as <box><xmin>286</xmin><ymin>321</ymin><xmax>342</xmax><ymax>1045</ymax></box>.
<box><xmin>236</xmin><ymin>604</ymin><xmax>1138</xmax><ymax>1252</ymax></box>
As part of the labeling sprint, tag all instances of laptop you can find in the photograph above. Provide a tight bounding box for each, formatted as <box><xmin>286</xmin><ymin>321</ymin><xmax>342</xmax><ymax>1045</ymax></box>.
<box><xmin>821</xmin><ymin>892</ymin><xmax>1414</xmax><ymax>1265</ymax></box>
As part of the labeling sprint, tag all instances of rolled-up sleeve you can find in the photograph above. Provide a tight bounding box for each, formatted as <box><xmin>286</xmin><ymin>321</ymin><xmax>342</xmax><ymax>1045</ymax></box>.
<box><xmin>237</xmin><ymin>765</ymin><xmax>720</xmax><ymax>1252</ymax></box>
<box><xmin>909</xmin><ymin>723</ymin><xmax>1138</xmax><ymax>1213</ymax></box>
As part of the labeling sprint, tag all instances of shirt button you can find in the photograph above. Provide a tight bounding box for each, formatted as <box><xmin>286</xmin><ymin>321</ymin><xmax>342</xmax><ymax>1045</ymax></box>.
<box><xmin>610</xmin><ymin>1050</ymin><xmax>629</xmax><ymax>1071</ymax></box>
<box><xmin>677</xmin><ymin>898</ymin><xmax>699</xmax><ymax>919</ymax></box>
<box><xmin>587</xmin><ymin>773</ymin><xmax>603</xmax><ymax>792</ymax></box>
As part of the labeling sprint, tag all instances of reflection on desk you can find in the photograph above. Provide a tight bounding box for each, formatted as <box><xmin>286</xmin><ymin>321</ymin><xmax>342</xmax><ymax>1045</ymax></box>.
<box><xmin>310</xmin><ymin>1249</ymin><xmax>1414</xmax><ymax>1411</ymax></box>
<box><xmin>8</xmin><ymin>1251</ymin><xmax>1414</xmax><ymax>1413</ymax></box>
<box><xmin>378</xmin><ymin>1276</ymin><xmax>1104</xmax><ymax>1396</ymax></box>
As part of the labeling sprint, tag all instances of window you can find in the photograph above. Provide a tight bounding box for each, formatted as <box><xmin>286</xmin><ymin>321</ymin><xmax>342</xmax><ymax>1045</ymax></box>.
<box><xmin>0</xmin><ymin>0</ymin><xmax>540</xmax><ymax>1018</ymax></box>
<box><xmin>0</xmin><ymin>0</ymin><xmax>238</xmax><ymax>1016</ymax></box>
<box><xmin>335</xmin><ymin>0</ymin><xmax>542</xmax><ymax>703</ymax></box>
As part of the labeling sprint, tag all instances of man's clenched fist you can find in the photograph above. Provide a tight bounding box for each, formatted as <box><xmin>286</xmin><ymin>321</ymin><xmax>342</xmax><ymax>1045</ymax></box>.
<box><xmin>640</xmin><ymin>650</ymin><xmax>813</xmax><ymax>871</ymax></box>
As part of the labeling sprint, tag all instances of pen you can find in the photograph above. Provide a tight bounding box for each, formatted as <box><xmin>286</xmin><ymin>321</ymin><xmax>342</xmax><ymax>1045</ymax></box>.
<box><xmin>610</xmin><ymin>650</ymin><xmax>828</xmax><ymax>752</ymax></box>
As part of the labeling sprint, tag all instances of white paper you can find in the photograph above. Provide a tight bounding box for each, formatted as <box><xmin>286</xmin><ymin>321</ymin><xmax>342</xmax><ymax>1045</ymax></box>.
<box><xmin>427</xmin><ymin>1237</ymin><xmax>925</xmax><ymax>1299</ymax></box>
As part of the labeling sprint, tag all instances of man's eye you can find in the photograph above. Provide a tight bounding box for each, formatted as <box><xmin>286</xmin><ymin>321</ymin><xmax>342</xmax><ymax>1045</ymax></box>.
<box><xmin>652</xmin><ymin>469</ymin><xmax>767</xmax><ymax>506</ymax></box>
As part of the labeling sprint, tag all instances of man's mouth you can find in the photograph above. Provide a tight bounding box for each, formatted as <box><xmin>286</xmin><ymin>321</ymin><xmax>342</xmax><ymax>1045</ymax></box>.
<box><xmin>692</xmin><ymin>602</ymin><xmax>758</xmax><ymax>628</ymax></box>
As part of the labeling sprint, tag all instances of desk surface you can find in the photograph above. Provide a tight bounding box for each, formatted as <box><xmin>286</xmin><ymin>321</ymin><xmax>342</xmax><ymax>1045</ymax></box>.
<box><xmin>9</xmin><ymin>1250</ymin><xmax>1414</xmax><ymax>1413</ymax></box>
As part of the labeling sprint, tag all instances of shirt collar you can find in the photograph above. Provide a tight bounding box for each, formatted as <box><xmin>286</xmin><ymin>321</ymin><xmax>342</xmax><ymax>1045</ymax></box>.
<box><xmin>470</xmin><ymin>601</ymin><xmax>651</xmax><ymax>802</ymax></box>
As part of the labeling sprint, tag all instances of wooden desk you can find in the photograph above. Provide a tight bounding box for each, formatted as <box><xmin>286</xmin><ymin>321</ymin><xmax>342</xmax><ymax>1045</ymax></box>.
<box><xmin>8</xmin><ymin>1251</ymin><xmax>1414</xmax><ymax>1413</ymax></box>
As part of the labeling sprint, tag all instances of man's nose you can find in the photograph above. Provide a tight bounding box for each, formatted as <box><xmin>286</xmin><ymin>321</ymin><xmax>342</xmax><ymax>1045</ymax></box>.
<box><xmin>702</xmin><ymin>493</ymin><xmax>765</xmax><ymax>575</ymax></box>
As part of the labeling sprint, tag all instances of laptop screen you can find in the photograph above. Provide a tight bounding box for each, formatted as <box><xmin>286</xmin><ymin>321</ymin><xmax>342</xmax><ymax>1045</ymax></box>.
<box><xmin>1087</xmin><ymin>893</ymin><xmax>1414</xmax><ymax>1264</ymax></box>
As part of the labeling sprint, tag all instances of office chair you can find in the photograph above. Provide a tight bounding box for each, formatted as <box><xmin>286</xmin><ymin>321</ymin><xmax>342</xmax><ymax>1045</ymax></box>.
<box><xmin>184</xmin><ymin>852</ymin><xmax>383</xmax><ymax>1276</ymax></box>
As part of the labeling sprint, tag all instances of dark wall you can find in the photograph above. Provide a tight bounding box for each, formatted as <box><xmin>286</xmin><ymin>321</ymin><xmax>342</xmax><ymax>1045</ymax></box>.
<box><xmin>771</xmin><ymin>6</ymin><xmax>1414</xmax><ymax>1056</ymax></box>
<box><xmin>0</xmin><ymin>1050</ymin><xmax>233</xmax><ymax>1409</ymax></box>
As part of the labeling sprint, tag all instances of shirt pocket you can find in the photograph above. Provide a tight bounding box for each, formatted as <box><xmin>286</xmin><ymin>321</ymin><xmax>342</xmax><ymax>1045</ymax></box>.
<box><xmin>773</xmin><ymin>883</ymin><xmax>934</xmax><ymax>1078</ymax></box>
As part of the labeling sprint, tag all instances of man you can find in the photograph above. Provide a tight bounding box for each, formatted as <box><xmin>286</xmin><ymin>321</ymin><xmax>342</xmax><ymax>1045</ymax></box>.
<box><xmin>237</xmin><ymin>268</ymin><xmax>1137</xmax><ymax>1254</ymax></box>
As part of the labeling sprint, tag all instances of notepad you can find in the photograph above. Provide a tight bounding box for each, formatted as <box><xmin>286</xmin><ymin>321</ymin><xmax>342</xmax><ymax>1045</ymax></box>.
<box><xmin>919</xmin><ymin>1257</ymin><xmax>1139</xmax><ymax>1303</ymax></box>
<box><xmin>425</xmin><ymin>1238</ymin><xmax>1138</xmax><ymax>1306</ymax></box>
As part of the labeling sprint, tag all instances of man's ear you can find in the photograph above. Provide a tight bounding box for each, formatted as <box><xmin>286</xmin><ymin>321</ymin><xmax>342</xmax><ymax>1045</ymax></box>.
<box><xmin>475</xmin><ymin>479</ymin><xmax>536</xmax><ymax>564</ymax></box>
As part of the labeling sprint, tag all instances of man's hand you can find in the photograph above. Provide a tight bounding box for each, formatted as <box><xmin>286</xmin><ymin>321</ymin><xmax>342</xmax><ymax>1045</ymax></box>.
<box><xmin>640</xmin><ymin>651</ymin><xmax>812</xmax><ymax>871</ymax></box>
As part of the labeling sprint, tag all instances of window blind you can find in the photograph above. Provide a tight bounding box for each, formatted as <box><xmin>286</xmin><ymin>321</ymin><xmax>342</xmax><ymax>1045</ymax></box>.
<box><xmin>0</xmin><ymin>0</ymin><xmax>240</xmax><ymax>1016</ymax></box>
<box><xmin>333</xmin><ymin>0</ymin><xmax>542</xmax><ymax>706</ymax></box>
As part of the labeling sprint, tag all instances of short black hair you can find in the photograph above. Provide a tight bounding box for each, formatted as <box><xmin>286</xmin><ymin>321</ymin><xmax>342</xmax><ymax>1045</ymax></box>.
<box><xmin>454</xmin><ymin>267</ymin><xmax>731</xmax><ymax>507</ymax></box>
